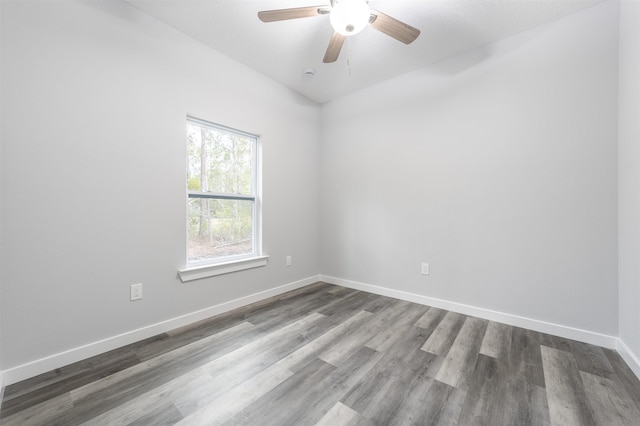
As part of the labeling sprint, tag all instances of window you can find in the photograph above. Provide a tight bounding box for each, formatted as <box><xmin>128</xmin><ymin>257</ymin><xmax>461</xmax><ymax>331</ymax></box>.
<box><xmin>181</xmin><ymin>116</ymin><xmax>265</xmax><ymax>280</ymax></box>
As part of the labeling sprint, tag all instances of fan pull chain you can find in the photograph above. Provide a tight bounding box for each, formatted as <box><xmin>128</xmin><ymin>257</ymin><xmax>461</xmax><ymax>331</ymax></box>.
<box><xmin>346</xmin><ymin>39</ymin><xmax>352</xmax><ymax>76</ymax></box>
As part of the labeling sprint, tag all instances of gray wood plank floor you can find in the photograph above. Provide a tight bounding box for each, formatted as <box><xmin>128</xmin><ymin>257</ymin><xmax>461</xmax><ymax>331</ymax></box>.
<box><xmin>2</xmin><ymin>282</ymin><xmax>640</xmax><ymax>425</ymax></box>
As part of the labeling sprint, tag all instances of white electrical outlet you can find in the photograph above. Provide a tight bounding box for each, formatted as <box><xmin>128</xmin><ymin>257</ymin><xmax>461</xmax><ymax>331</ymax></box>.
<box><xmin>130</xmin><ymin>283</ymin><xmax>143</xmax><ymax>301</ymax></box>
<box><xmin>286</xmin><ymin>256</ymin><xmax>292</xmax><ymax>266</ymax></box>
<box><xmin>421</xmin><ymin>263</ymin><xmax>430</xmax><ymax>275</ymax></box>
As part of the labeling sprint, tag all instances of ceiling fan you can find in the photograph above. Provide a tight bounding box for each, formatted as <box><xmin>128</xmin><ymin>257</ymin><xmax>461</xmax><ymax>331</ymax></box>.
<box><xmin>258</xmin><ymin>0</ymin><xmax>420</xmax><ymax>63</ymax></box>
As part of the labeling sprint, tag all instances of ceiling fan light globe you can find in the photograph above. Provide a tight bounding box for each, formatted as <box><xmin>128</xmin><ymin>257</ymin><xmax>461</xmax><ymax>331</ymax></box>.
<box><xmin>330</xmin><ymin>0</ymin><xmax>370</xmax><ymax>36</ymax></box>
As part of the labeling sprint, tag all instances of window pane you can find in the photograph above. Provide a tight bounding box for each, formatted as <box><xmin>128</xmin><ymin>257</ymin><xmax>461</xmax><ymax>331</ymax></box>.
<box><xmin>187</xmin><ymin>197</ymin><xmax>254</xmax><ymax>262</ymax></box>
<box><xmin>187</xmin><ymin>123</ymin><xmax>254</xmax><ymax>195</ymax></box>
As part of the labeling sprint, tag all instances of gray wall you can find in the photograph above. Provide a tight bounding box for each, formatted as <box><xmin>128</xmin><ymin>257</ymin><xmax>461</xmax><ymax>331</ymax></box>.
<box><xmin>0</xmin><ymin>0</ymin><xmax>320</xmax><ymax>370</ymax></box>
<box><xmin>0</xmin><ymin>0</ymin><xmax>4</xmax><ymax>388</ymax></box>
<box><xmin>618</xmin><ymin>0</ymin><xmax>640</xmax><ymax>364</ymax></box>
<box><xmin>320</xmin><ymin>2</ymin><xmax>619</xmax><ymax>336</ymax></box>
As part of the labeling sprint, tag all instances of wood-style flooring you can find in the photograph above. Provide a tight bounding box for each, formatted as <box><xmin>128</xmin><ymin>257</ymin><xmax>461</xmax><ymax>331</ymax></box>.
<box><xmin>2</xmin><ymin>282</ymin><xmax>640</xmax><ymax>425</ymax></box>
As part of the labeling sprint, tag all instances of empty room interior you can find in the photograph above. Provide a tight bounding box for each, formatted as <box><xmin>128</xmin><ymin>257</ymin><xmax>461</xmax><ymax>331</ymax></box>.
<box><xmin>1</xmin><ymin>0</ymin><xmax>640</xmax><ymax>424</ymax></box>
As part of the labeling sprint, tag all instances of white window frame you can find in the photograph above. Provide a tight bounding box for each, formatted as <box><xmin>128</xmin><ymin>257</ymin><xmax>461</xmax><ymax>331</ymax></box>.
<box><xmin>179</xmin><ymin>116</ymin><xmax>267</xmax><ymax>282</ymax></box>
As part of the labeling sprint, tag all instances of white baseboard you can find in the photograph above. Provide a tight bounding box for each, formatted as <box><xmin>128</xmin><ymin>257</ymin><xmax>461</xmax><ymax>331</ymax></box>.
<box><xmin>616</xmin><ymin>338</ymin><xmax>640</xmax><ymax>380</ymax></box>
<box><xmin>0</xmin><ymin>370</ymin><xmax>5</xmax><ymax>403</ymax></box>
<box><xmin>320</xmin><ymin>275</ymin><xmax>618</xmax><ymax>350</ymax></box>
<box><xmin>1</xmin><ymin>275</ymin><xmax>320</xmax><ymax>386</ymax></box>
<box><xmin>3</xmin><ymin>274</ymin><xmax>638</xmax><ymax>387</ymax></box>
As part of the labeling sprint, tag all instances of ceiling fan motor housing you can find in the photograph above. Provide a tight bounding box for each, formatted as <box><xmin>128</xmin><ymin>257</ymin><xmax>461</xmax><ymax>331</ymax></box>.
<box><xmin>330</xmin><ymin>0</ymin><xmax>370</xmax><ymax>36</ymax></box>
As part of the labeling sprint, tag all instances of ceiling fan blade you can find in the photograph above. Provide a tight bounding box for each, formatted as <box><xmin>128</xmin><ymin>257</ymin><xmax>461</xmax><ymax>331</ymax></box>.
<box><xmin>323</xmin><ymin>31</ymin><xmax>345</xmax><ymax>63</ymax></box>
<box><xmin>369</xmin><ymin>10</ymin><xmax>420</xmax><ymax>44</ymax></box>
<box><xmin>258</xmin><ymin>6</ymin><xmax>328</xmax><ymax>23</ymax></box>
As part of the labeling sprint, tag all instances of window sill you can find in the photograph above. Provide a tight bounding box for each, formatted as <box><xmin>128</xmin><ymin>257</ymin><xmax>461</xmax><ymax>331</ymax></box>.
<box><xmin>178</xmin><ymin>255</ymin><xmax>269</xmax><ymax>282</ymax></box>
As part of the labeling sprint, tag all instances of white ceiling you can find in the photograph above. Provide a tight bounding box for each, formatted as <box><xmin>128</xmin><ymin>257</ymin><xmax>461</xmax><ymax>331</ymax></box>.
<box><xmin>123</xmin><ymin>0</ymin><xmax>603</xmax><ymax>104</ymax></box>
